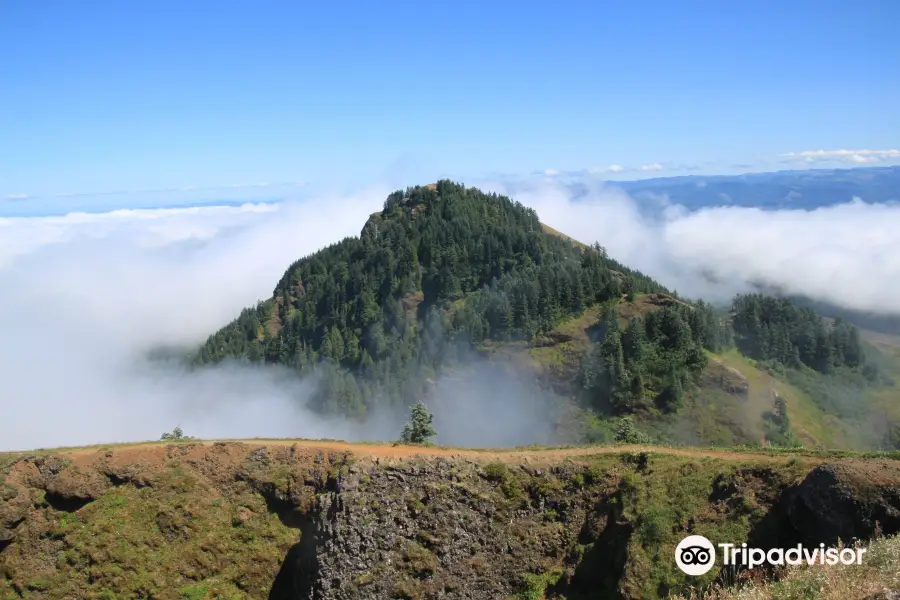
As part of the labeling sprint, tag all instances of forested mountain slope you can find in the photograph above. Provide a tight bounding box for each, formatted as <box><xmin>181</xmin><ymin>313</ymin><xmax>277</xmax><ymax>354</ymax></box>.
<box><xmin>194</xmin><ymin>181</ymin><xmax>896</xmax><ymax>450</ymax></box>
<box><xmin>525</xmin><ymin>294</ymin><xmax>896</xmax><ymax>450</ymax></box>
<box><xmin>194</xmin><ymin>181</ymin><xmax>669</xmax><ymax>414</ymax></box>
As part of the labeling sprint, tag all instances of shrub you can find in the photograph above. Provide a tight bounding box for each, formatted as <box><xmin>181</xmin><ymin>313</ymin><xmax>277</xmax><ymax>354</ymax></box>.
<box><xmin>613</xmin><ymin>416</ymin><xmax>652</xmax><ymax>444</ymax></box>
<box><xmin>161</xmin><ymin>426</ymin><xmax>192</xmax><ymax>441</ymax></box>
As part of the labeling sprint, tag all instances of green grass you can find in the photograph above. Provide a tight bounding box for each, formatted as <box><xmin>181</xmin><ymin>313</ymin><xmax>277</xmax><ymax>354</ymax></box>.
<box><xmin>670</xmin><ymin>533</ymin><xmax>900</xmax><ymax>600</ymax></box>
<box><xmin>862</xmin><ymin>332</ymin><xmax>900</xmax><ymax>441</ymax></box>
<box><xmin>603</xmin><ymin>454</ymin><xmax>810</xmax><ymax>599</ymax></box>
<box><xmin>707</xmin><ymin>350</ymin><xmax>843</xmax><ymax>448</ymax></box>
<box><xmin>2</xmin><ymin>439</ymin><xmax>896</xmax><ymax>600</ymax></box>
<box><xmin>518</xmin><ymin>567</ymin><xmax>565</xmax><ymax>600</ymax></box>
<box><xmin>475</xmin><ymin>451</ymin><xmax>816</xmax><ymax>600</ymax></box>
<box><xmin>0</xmin><ymin>463</ymin><xmax>299</xmax><ymax>599</ymax></box>
<box><xmin>523</xmin><ymin>304</ymin><xmax>868</xmax><ymax>451</ymax></box>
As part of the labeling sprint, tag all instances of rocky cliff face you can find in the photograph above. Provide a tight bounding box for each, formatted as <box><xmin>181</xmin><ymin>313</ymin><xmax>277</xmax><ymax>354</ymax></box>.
<box><xmin>281</xmin><ymin>458</ymin><xmax>621</xmax><ymax>600</ymax></box>
<box><xmin>2</xmin><ymin>442</ymin><xmax>900</xmax><ymax>600</ymax></box>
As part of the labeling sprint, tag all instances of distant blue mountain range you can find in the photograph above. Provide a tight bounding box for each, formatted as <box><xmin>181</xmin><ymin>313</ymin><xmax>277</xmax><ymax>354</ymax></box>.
<box><xmin>605</xmin><ymin>166</ymin><xmax>900</xmax><ymax>210</ymax></box>
<box><xmin>5</xmin><ymin>166</ymin><xmax>898</xmax><ymax>218</ymax></box>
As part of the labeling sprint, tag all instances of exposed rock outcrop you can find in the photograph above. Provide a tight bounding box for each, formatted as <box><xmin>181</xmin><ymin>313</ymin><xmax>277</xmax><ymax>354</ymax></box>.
<box><xmin>291</xmin><ymin>459</ymin><xmax>611</xmax><ymax>600</ymax></box>
<box><xmin>3</xmin><ymin>444</ymin><xmax>900</xmax><ymax>600</ymax></box>
<box><xmin>787</xmin><ymin>461</ymin><xmax>900</xmax><ymax>545</ymax></box>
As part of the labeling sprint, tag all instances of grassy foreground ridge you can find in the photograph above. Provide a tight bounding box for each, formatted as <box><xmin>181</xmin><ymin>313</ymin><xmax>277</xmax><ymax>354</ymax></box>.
<box><xmin>2</xmin><ymin>439</ymin><xmax>900</xmax><ymax>599</ymax></box>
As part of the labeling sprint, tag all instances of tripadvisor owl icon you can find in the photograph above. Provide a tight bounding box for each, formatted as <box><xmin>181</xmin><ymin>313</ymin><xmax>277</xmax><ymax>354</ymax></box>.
<box><xmin>675</xmin><ymin>535</ymin><xmax>716</xmax><ymax>576</ymax></box>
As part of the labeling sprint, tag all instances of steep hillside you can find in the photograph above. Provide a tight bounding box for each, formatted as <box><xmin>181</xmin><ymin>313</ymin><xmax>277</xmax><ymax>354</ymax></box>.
<box><xmin>193</xmin><ymin>181</ymin><xmax>896</xmax><ymax>451</ymax></box>
<box><xmin>194</xmin><ymin>181</ymin><xmax>672</xmax><ymax>418</ymax></box>
<box><xmin>2</xmin><ymin>441</ymin><xmax>900</xmax><ymax>600</ymax></box>
<box><xmin>520</xmin><ymin>290</ymin><xmax>899</xmax><ymax>450</ymax></box>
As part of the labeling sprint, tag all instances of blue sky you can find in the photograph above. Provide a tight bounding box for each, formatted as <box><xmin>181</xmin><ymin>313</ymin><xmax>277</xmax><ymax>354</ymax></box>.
<box><xmin>2</xmin><ymin>0</ymin><xmax>899</xmax><ymax>213</ymax></box>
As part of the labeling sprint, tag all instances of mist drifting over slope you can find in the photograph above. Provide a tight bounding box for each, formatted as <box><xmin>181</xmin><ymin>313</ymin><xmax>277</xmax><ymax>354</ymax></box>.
<box><xmin>2</xmin><ymin>178</ymin><xmax>899</xmax><ymax>451</ymax></box>
<box><xmin>479</xmin><ymin>177</ymin><xmax>900</xmax><ymax>313</ymax></box>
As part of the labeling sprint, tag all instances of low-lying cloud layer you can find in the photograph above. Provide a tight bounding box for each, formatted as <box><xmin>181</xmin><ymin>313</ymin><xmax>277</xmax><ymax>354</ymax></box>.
<box><xmin>2</xmin><ymin>179</ymin><xmax>899</xmax><ymax>450</ymax></box>
<box><xmin>479</xmin><ymin>178</ymin><xmax>900</xmax><ymax>313</ymax></box>
<box><xmin>0</xmin><ymin>189</ymin><xmax>387</xmax><ymax>450</ymax></box>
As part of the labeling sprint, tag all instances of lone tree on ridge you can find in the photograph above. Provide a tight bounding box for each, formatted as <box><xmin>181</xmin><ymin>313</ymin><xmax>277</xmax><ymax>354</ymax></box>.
<box><xmin>400</xmin><ymin>401</ymin><xmax>437</xmax><ymax>445</ymax></box>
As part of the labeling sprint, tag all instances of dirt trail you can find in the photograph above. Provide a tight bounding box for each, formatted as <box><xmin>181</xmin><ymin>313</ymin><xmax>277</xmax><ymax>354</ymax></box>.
<box><xmin>47</xmin><ymin>438</ymin><xmax>786</xmax><ymax>464</ymax></box>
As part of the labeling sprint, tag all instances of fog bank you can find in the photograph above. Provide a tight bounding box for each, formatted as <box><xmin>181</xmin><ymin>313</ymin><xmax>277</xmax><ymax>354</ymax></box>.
<box><xmin>2</xmin><ymin>179</ymin><xmax>899</xmax><ymax>450</ymax></box>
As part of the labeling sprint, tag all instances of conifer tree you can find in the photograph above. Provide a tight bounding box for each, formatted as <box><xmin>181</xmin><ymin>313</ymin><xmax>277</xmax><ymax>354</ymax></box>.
<box><xmin>400</xmin><ymin>401</ymin><xmax>437</xmax><ymax>445</ymax></box>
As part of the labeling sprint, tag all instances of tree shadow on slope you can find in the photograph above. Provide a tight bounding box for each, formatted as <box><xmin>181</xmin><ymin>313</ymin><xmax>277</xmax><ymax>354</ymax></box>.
<box><xmin>268</xmin><ymin>537</ymin><xmax>317</xmax><ymax>600</ymax></box>
<box><xmin>547</xmin><ymin>497</ymin><xmax>633</xmax><ymax>600</ymax></box>
<box><xmin>263</xmin><ymin>491</ymin><xmax>322</xmax><ymax>599</ymax></box>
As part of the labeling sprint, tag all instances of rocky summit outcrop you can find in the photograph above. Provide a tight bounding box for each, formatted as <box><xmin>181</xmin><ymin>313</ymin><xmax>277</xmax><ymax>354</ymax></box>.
<box><xmin>786</xmin><ymin>461</ymin><xmax>900</xmax><ymax>546</ymax></box>
<box><xmin>2</xmin><ymin>442</ymin><xmax>900</xmax><ymax>600</ymax></box>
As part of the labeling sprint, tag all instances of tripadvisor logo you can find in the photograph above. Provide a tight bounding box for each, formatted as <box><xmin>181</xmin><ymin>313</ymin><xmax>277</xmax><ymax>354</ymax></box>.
<box><xmin>675</xmin><ymin>535</ymin><xmax>868</xmax><ymax>576</ymax></box>
<box><xmin>676</xmin><ymin>535</ymin><xmax>717</xmax><ymax>576</ymax></box>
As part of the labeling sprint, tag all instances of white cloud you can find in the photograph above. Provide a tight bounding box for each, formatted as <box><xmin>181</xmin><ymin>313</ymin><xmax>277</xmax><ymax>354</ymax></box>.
<box><xmin>543</xmin><ymin>169</ymin><xmax>560</xmax><ymax>177</ymax></box>
<box><xmin>5</xmin><ymin>193</ymin><xmax>28</xmax><ymax>200</ymax></box>
<box><xmin>0</xmin><ymin>184</ymin><xmax>565</xmax><ymax>451</ymax></box>
<box><xmin>5</xmin><ymin>178</ymin><xmax>900</xmax><ymax>451</ymax></box>
<box><xmin>640</xmin><ymin>163</ymin><xmax>664</xmax><ymax>172</ymax></box>
<box><xmin>780</xmin><ymin>149</ymin><xmax>900</xmax><ymax>165</ymax></box>
<box><xmin>16</xmin><ymin>182</ymin><xmax>307</xmax><ymax>201</ymax></box>
<box><xmin>228</xmin><ymin>182</ymin><xmax>271</xmax><ymax>188</ymax></box>
<box><xmin>0</xmin><ymin>203</ymin><xmax>281</xmax><ymax>268</ymax></box>
<box><xmin>585</xmin><ymin>165</ymin><xmax>627</xmax><ymax>174</ymax></box>
<box><xmin>475</xmin><ymin>178</ymin><xmax>900</xmax><ymax>315</ymax></box>
<box><xmin>0</xmin><ymin>188</ymin><xmax>389</xmax><ymax>450</ymax></box>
